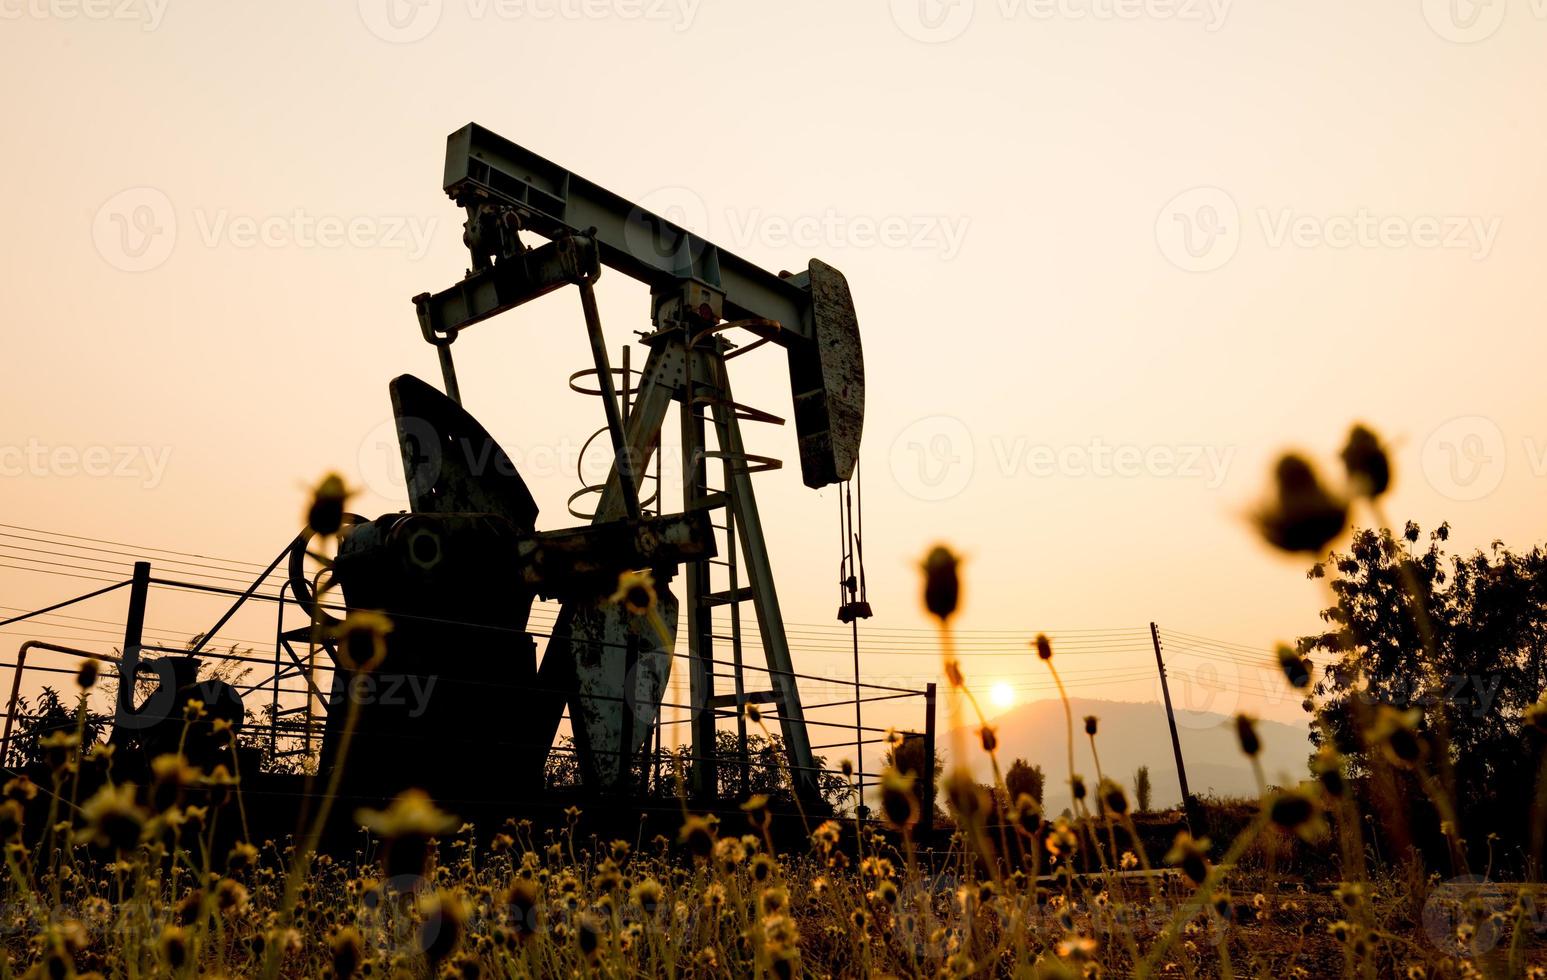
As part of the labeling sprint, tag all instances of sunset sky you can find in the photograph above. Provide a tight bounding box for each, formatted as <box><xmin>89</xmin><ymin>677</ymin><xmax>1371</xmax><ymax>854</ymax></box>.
<box><xmin>4</xmin><ymin>1</ymin><xmax>1547</xmax><ymax>787</ymax></box>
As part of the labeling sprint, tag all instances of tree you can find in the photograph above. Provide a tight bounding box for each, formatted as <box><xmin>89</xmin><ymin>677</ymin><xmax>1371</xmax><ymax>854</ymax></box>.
<box><xmin>5</xmin><ymin>687</ymin><xmax>106</xmax><ymax>769</ymax></box>
<box><xmin>1133</xmin><ymin>765</ymin><xmax>1152</xmax><ymax>813</ymax></box>
<box><xmin>1005</xmin><ymin>758</ymin><xmax>1045</xmax><ymax>806</ymax></box>
<box><xmin>1301</xmin><ymin>522</ymin><xmax>1547</xmax><ymax>831</ymax></box>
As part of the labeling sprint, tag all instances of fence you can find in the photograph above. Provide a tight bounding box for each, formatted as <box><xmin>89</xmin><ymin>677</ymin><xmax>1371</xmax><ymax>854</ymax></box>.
<box><xmin>0</xmin><ymin>534</ymin><xmax>938</xmax><ymax>819</ymax></box>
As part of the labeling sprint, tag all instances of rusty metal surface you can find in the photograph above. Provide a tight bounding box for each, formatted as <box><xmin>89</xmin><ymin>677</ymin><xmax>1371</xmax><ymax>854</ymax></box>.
<box><xmin>790</xmin><ymin>259</ymin><xmax>865</xmax><ymax>488</ymax></box>
<box><xmin>568</xmin><ymin>584</ymin><xmax>678</xmax><ymax>790</ymax></box>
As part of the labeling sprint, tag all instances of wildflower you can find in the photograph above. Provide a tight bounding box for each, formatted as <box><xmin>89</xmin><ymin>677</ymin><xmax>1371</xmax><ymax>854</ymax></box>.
<box><xmin>356</xmin><ymin>789</ymin><xmax>457</xmax><ymax>878</ymax></box>
<box><xmin>630</xmin><ymin>877</ymin><xmax>662</xmax><ymax>910</ymax></box>
<box><xmin>1120</xmin><ymin>850</ymin><xmax>1139</xmax><ymax>871</ymax></box>
<box><xmin>505</xmin><ymin>878</ymin><xmax>540</xmax><ymax>939</ymax></box>
<box><xmin>78</xmin><ymin>782</ymin><xmax>146</xmax><ymax>853</ymax></box>
<box><xmin>1035</xmin><ymin>634</ymin><xmax>1053</xmax><ymax>660</ymax></box>
<box><xmin>306</xmin><ymin>472</ymin><xmax>350</xmax><ymax>536</ymax></box>
<box><xmin>1314</xmin><ymin>746</ymin><xmax>1347</xmax><ymax>797</ymax></box>
<box><xmin>741</xmin><ymin>793</ymin><xmax>771</xmax><ymax>830</ymax></box>
<box><xmin>576</xmin><ymin>913</ymin><xmax>602</xmax><ymax>959</ymax></box>
<box><xmin>159</xmin><ymin>924</ymin><xmax>189</xmax><ymax>970</ymax></box>
<box><xmin>2</xmin><ymin>776</ymin><xmax>37</xmax><ymax>802</ymax></box>
<box><xmin>840</xmin><ymin>758</ymin><xmax>854</xmax><ymax>778</ymax></box>
<box><xmin>878</xmin><ymin>767</ymin><xmax>919</xmax><ymax>831</ymax></box>
<box><xmin>1368</xmin><ymin>706</ymin><xmax>1425</xmax><ymax>768</ymax></box>
<box><xmin>1235</xmin><ymin>713</ymin><xmax>1261</xmax><ymax>757</ymax></box>
<box><xmin>1528</xmin><ymin>699</ymin><xmax>1547</xmax><ymax>735</ymax></box>
<box><xmin>214</xmin><ymin>877</ymin><xmax>249</xmax><ymax>914</ymax></box>
<box><xmin>751</xmin><ymin>853</ymin><xmax>777</xmax><ymax>884</ymax></box>
<box><xmin>39</xmin><ymin>730</ymin><xmax>77</xmax><ymax>770</ymax></box>
<box><xmin>1071</xmin><ymin>775</ymin><xmax>1086</xmax><ymax>801</ymax></box>
<box><xmin>1098</xmin><ymin>778</ymin><xmax>1129</xmax><ymax>817</ymax></box>
<box><xmin>811</xmin><ymin>820</ymin><xmax>841</xmax><ymax>850</ymax></box>
<box><xmin>1254</xmin><ymin>454</ymin><xmax>1349</xmax><ymax>554</ymax></box>
<box><xmin>1341</xmin><ymin>424</ymin><xmax>1391</xmax><ymax>498</ymax></box>
<box><xmin>1165</xmin><ymin>833</ymin><xmax>1211</xmax><ymax>887</ymax></box>
<box><xmin>0</xmin><ymin>801</ymin><xmax>22</xmax><ymax>841</ymax></box>
<box><xmin>330</xmin><ymin>926</ymin><xmax>365</xmax><ymax>979</ymax></box>
<box><xmin>609</xmin><ymin>569</ymin><xmax>657</xmax><ymax>615</ymax></box>
<box><xmin>331</xmin><ymin>610</ymin><xmax>393</xmax><ymax>673</ymax></box>
<box><xmin>227</xmin><ymin>840</ymin><xmax>259</xmax><ymax>872</ymax></box>
<box><xmin>979</xmin><ymin>725</ymin><xmax>997</xmax><ymax>753</ymax></box>
<box><xmin>921</xmin><ymin>546</ymin><xmax>961</xmax><ymax>620</ymax></box>
<box><xmin>1010</xmin><ymin>793</ymin><xmax>1042</xmax><ymax>836</ymax></box>
<box><xmin>76</xmin><ymin>657</ymin><xmax>100</xmax><ymax>689</ymax></box>
<box><xmin>1277</xmin><ymin>645</ymin><xmax>1312</xmax><ymax>689</ymax></box>
<box><xmin>1058</xmin><ymin>935</ymin><xmax>1098</xmax><ymax>961</ymax></box>
<box><xmin>679</xmin><ymin>813</ymin><xmax>717</xmax><ymax>857</ymax></box>
<box><xmin>1269</xmin><ymin>785</ymin><xmax>1325</xmax><ymax>841</ymax></box>
<box><xmin>1084</xmin><ymin>715</ymin><xmax>1098</xmax><ymax>736</ymax></box>
<box><xmin>1046</xmin><ymin>818</ymin><xmax>1078</xmax><ymax>860</ymax></box>
<box><xmin>760</xmin><ymin>884</ymin><xmax>789</xmax><ymax>914</ymax></box>
<box><xmin>417</xmin><ymin>890</ymin><xmax>467</xmax><ymax>967</ymax></box>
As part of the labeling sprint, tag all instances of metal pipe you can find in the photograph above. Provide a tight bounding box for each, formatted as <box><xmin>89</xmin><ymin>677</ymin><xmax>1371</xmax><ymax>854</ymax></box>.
<box><xmin>1</xmin><ymin>641</ymin><xmax>119</xmax><ymax>766</ymax></box>
<box><xmin>576</xmin><ymin>277</ymin><xmax>641</xmax><ymax>520</ymax></box>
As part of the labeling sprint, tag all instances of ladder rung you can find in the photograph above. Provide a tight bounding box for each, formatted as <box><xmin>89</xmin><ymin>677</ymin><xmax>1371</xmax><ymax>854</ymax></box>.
<box><xmin>690</xmin><ymin>492</ymin><xmax>730</xmax><ymax>512</ymax></box>
<box><xmin>701</xmin><ymin>587</ymin><xmax>754</xmax><ymax>607</ymax></box>
<box><xmin>708</xmin><ymin>690</ymin><xmax>779</xmax><ymax>708</ymax></box>
<box><xmin>273</xmin><ymin>705</ymin><xmax>312</xmax><ymax>716</ymax></box>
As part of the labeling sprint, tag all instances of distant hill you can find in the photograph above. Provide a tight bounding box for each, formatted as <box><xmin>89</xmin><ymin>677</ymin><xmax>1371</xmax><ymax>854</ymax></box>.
<box><xmin>944</xmin><ymin>697</ymin><xmax>1311</xmax><ymax>815</ymax></box>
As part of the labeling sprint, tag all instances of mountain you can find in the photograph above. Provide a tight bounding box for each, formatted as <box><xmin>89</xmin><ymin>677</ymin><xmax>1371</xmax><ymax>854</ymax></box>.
<box><xmin>943</xmin><ymin>697</ymin><xmax>1311</xmax><ymax>816</ymax></box>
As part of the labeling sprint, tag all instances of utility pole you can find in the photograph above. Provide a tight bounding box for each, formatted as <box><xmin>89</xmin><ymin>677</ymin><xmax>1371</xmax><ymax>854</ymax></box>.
<box><xmin>1150</xmin><ymin>622</ymin><xmax>1194</xmax><ymax>831</ymax></box>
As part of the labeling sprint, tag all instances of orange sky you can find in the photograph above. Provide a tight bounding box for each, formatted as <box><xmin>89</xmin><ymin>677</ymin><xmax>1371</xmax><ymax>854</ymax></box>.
<box><xmin>3</xmin><ymin>2</ymin><xmax>1547</xmax><ymax>781</ymax></box>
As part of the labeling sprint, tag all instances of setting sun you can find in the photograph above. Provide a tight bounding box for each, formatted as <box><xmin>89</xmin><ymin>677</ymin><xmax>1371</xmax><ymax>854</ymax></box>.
<box><xmin>990</xmin><ymin>681</ymin><xmax>1015</xmax><ymax>709</ymax></box>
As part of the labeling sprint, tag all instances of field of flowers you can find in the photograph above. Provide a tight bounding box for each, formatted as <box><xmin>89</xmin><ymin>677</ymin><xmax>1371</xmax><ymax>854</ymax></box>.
<box><xmin>1</xmin><ymin>425</ymin><xmax>1544</xmax><ymax>978</ymax></box>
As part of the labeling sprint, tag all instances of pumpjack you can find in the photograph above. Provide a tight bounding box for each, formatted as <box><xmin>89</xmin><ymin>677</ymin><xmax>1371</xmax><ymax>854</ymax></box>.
<box><xmin>317</xmin><ymin>124</ymin><xmax>864</xmax><ymax>811</ymax></box>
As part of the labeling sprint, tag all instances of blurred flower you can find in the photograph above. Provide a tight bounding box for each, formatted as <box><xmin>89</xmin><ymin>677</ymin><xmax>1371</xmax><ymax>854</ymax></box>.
<box><xmin>306</xmin><ymin>473</ymin><xmax>351</xmax><ymax>537</ymax></box>
<box><xmin>921</xmin><ymin>546</ymin><xmax>961</xmax><ymax>621</ymax></box>
<box><xmin>1254</xmin><ymin>454</ymin><xmax>1349</xmax><ymax>554</ymax></box>
<box><xmin>609</xmin><ymin>569</ymin><xmax>657</xmax><ymax>615</ymax></box>
<box><xmin>1341</xmin><ymin>424</ymin><xmax>1391</xmax><ymax>498</ymax></box>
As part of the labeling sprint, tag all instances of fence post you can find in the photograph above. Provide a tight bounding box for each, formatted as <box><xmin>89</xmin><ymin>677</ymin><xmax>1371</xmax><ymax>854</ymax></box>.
<box><xmin>922</xmin><ymin>682</ymin><xmax>937</xmax><ymax>832</ymax></box>
<box><xmin>114</xmin><ymin>562</ymin><xmax>152</xmax><ymax>727</ymax></box>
